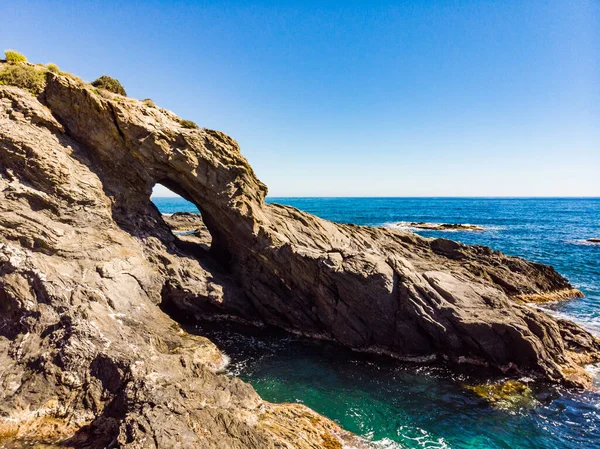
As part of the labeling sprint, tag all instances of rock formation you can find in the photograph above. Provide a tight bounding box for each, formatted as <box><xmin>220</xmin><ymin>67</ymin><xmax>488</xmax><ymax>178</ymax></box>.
<box><xmin>395</xmin><ymin>222</ymin><xmax>485</xmax><ymax>231</ymax></box>
<box><xmin>0</xmin><ymin>71</ymin><xmax>366</xmax><ymax>448</ymax></box>
<box><xmin>163</xmin><ymin>212</ymin><xmax>212</xmax><ymax>250</ymax></box>
<box><xmin>587</xmin><ymin>238</ymin><xmax>600</xmax><ymax>244</ymax></box>
<box><xmin>163</xmin><ymin>212</ymin><xmax>205</xmax><ymax>232</ymax></box>
<box><xmin>1</xmin><ymin>63</ymin><xmax>599</xmax><ymax>446</ymax></box>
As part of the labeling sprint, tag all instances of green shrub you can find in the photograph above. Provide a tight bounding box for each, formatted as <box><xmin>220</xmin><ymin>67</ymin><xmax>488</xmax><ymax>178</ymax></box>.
<box><xmin>46</xmin><ymin>63</ymin><xmax>59</xmax><ymax>73</ymax></box>
<box><xmin>0</xmin><ymin>64</ymin><xmax>46</xmax><ymax>94</ymax></box>
<box><xmin>179</xmin><ymin>118</ymin><xmax>198</xmax><ymax>129</ymax></box>
<box><xmin>91</xmin><ymin>75</ymin><xmax>127</xmax><ymax>96</ymax></box>
<box><xmin>142</xmin><ymin>98</ymin><xmax>156</xmax><ymax>108</ymax></box>
<box><xmin>4</xmin><ymin>50</ymin><xmax>27</xmax><ymax>63</ymax></box>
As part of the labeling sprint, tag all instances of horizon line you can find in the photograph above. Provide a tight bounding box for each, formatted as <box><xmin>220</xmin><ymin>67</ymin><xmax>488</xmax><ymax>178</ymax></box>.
<box><xmin>151</xmin><ymin>195</ymin><xmax>600</xmax><ymax>199</ymax></box>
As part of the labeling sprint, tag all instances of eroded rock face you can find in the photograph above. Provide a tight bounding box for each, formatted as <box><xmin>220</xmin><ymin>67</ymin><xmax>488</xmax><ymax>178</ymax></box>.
<box><xmin>1</xmin><ymin>67</ymin><xmax>599</xmax><ymax>445</ymax></box>
<box><xmin>0</xmin><ymin>82</ymin><xmax>365</xmax><ymax>448</ymax></box>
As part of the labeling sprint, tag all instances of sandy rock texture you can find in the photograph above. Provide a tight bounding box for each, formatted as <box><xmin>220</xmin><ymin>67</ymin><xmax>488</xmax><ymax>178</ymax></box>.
<box><xmin>1</xmin><ymin>64</ymin><xmax>599</xmax><ymax>446</ymax></box>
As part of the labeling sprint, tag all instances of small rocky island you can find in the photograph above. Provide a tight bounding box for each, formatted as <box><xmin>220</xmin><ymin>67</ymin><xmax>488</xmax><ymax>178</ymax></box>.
<box><xmin>396</xmin><ymin>221</ymin><xmax>485</xmax><ymax>231</ymax></box>
<box><xmin>1</xmin><ymin>57</ymin><xmax>599</xmax><ymax>447</ymax></box>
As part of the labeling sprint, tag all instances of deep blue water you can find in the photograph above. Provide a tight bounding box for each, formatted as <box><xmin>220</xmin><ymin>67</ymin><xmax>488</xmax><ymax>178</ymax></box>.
<box><xmin>154</xmin><ymin>197</ymin><xmax>600</xmax><ymax>449</ymax></box>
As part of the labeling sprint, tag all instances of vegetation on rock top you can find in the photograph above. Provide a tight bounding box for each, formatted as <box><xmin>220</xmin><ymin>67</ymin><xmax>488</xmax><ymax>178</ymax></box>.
<box><xmin>91</xmin><ymin>75</ymin><xmax>127</xmax><ymax>96</ymax></box>
<box><xmin>4</xmin><ymin>50</ymin><xmax>27</xmax><ymax>63</ymax></box>
<box><xmin>0</xmin><ymin>63</ymin><xmax>47</xmax><ymax>94</ymax></box>
<box><xmin>179</xmin><ymin>118</ymin><xmax>199</xmax><ymax>129</ymax></box>
<box><xmin>46</xmin><ymin>63</ymin><xmax>60</xmax><ymax>73</ymax></box>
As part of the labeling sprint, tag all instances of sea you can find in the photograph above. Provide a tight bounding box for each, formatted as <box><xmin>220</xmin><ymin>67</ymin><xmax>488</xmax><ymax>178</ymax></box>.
<box><xmin>153</xmin><ymin>197</ymin><xmax>600</xmax><ymax>449</ymax></box>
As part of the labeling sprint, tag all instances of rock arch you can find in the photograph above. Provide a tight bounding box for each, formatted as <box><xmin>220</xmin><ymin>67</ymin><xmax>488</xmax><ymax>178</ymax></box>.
<box><xmin>39</xmin><ymin>73</ymin><xmax>600</xmax><ymax>386</ymax></box>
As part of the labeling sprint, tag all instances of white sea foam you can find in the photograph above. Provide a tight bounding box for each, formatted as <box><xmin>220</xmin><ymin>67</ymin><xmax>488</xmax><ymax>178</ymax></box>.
<box><xmin>345</xmin><ymin>427</ymin><xmax>451</xmax><ymax>449</ymax></box>
<box><xmin>342</xmin><ymin>437</ymin><xmax>406</xmax><ymax>449</ymax></box>
<box><xmin>528</xmin><ymin>303</ymin><xmax>600</xmax><ymax>336</ymax></box>
<box><xmin>370</xmin><ymin>438</ymin><xmax>406</xmax><ymax>448</ymax></box>
<box><xmin>395</xmin><ymin>426</ymin><xmax>452</xmax><ymax>449</ymax></box>
<box><xmin>216</xmin><ymin>352</ymin><xmax>231</xmax><ymax>373</ymax></box>
<box><xmin>568</xmin><ymin>239</ymin><xmax>600</xmax><ymax>247</ymax></box>
<box><xmin>585</xmin><ymin>363</ymin><xmax>600</xmax><ymax>387</ymax></box>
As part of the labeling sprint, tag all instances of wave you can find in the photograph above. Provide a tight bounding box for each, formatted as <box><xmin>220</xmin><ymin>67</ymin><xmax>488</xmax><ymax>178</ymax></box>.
<box><xmin>529</xmin><ymin>303</ymin><xmax>600</xmax><ymax>337</ymax></box>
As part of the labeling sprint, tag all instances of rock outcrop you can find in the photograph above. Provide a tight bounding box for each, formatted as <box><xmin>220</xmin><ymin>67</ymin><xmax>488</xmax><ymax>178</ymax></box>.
<box><xmin>1</xmin><ymin>63</ymin><xmax>599</xmax><ymax>446</ymax></box>
<box><xmin>395</xmin><ymin>222</ymin><xmax>485</xmax><ymax>231</ymax></box>
<box><xmin>0</xmin><ymin>75</ymin><xmax>366</xmax><ymax>448</ymax></box>
<box><xmin>163</xmin><ymin>212</ymin><xmax>204</xmax><ymax>232</ymax></box>
<box><xmin>163</xmin><ymin>212</ymin><xmax>212</xmax><ymax>249</ymax></box>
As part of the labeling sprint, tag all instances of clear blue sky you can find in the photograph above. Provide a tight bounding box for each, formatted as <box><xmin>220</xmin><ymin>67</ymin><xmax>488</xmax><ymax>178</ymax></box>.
<box><xmin>2</xmin><ymin>1</ymin><xmax>598</xmax><ymax>197</ymax></box>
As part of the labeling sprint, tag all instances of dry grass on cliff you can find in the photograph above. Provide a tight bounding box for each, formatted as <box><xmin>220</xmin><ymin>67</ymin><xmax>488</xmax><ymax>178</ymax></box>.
<box><xmin>46</xmin><ymin>63</ymin><xmax>60</xmax><ymax>73</ymax></box>
<box><xmin>0</xmin><ymin>63</ymin><xmax>47</xmax><ymax>94</ymax></box>
<box><xmin>179</xmin><ymin>118</ymin><xmax>199</xmax><ymax>129</ymax></box>
<box><xmin>4</xmin><ymin>50</ymin><xmax>27</xmax><ymax>63</ymax></box>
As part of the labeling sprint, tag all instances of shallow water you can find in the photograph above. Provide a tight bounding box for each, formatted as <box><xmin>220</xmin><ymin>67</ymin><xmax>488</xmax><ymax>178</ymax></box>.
<box><xmin>153</xmin><ymin>197</ymin><xmax>600</xmax><ymax>449</ymax></box>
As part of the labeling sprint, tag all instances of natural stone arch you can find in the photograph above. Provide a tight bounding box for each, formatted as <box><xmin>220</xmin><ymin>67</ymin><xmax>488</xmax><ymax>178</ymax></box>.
<box><xmin>40</xmin><ymin>72</ymin><xmax>600</xmax><ymax>387</ymax></box>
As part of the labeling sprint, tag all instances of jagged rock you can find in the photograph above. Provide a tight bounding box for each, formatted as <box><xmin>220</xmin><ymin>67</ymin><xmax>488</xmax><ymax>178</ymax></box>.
<box><xmin>1</xmin><ymin>65</ymin><xmax>599</xmax><ymax>445</ymax></box>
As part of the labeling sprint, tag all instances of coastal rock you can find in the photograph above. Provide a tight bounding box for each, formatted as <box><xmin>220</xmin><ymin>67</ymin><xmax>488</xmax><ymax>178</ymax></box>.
<box><xmin>163</xmin><ymin>212</ymin><xmax>212</xmax><ymax>249</ymax></box>
<box><xmin>0</xmin><ymin>80</ymin><xmax>364</xmax><ymax>448</ymax></box>
<box><xmin>587</xmin><ymin>238</ymin><xmax>600</xmax><ymax>244</ymax></box>
<box><xmin>1</xmin><ymin>65</ymin><xmax>599</xmax><ymax>445</ymax></box>
<box><xmin>163</xmin><ymin>212</ymin><xmax>205</xmax><ymax>231</ymax></box>
<box><xmin>396</xmin><ymin>221</ymin><xmax>486</xmax><ymax>231</ymax></box>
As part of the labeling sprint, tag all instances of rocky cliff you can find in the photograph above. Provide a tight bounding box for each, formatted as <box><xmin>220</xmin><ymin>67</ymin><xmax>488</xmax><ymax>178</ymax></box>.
<box><xmin>1</xmin><ymin>62</ymin><xmax>599</xmax><ymax>447</ymax></box>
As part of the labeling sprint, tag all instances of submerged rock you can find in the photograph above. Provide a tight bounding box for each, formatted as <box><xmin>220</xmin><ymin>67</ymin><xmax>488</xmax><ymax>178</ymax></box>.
<box><xmin>396</xmin><ymin>221</ymin><xmax>485</xmax><ymax>231</ymax></box>
<box><xmin>1</xmin><ymin>63</ymin><xmax>599</xmax><ymax>445</ymax></box>
<box><xmin>466</xmin><ymin>380</ymin><xmax>538</xmax><ymax>409</ymax></box>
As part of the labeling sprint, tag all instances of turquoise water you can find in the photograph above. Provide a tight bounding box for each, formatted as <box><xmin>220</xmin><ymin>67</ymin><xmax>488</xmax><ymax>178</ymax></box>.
<box><xmin>154</xmin><ymin>197</ymin><xmax>600</xmax><ymax>449</ymax></box>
